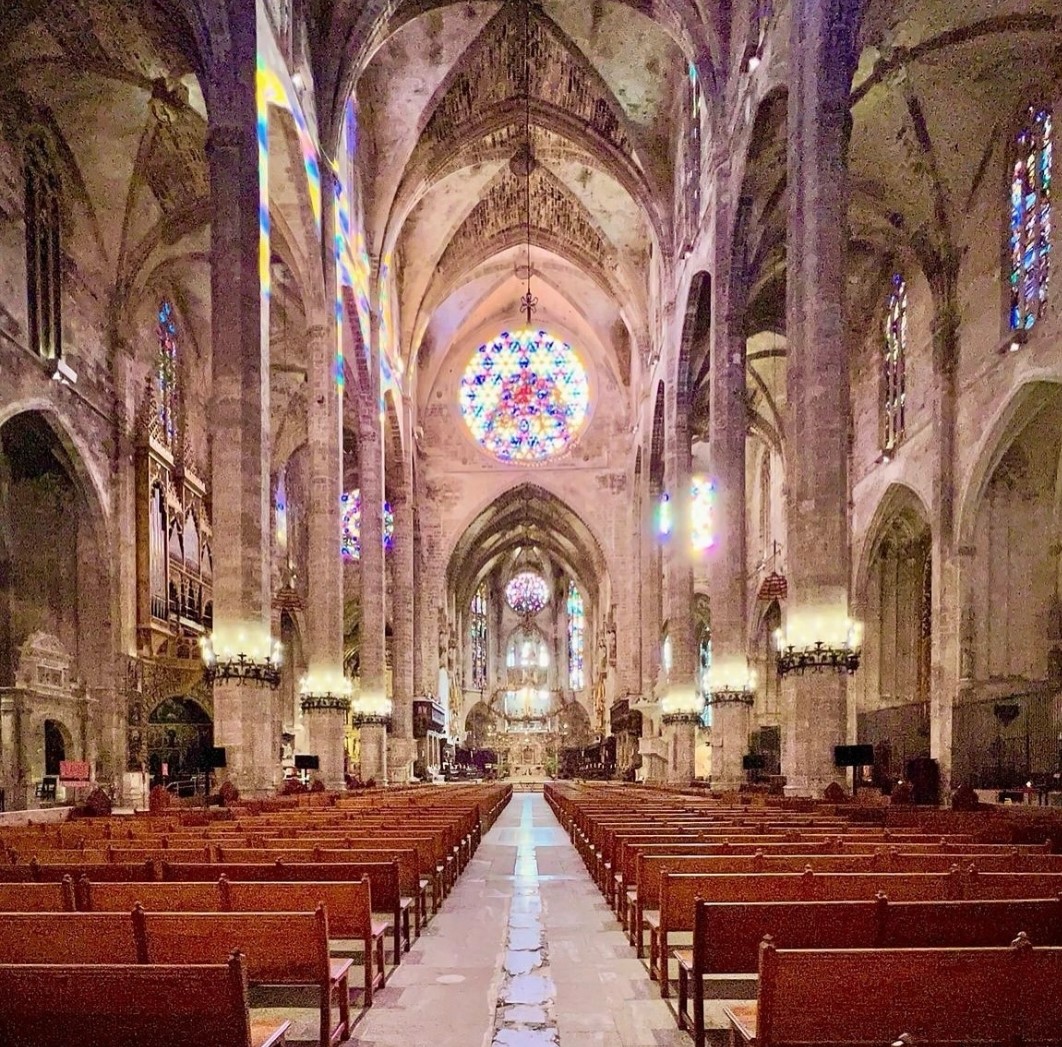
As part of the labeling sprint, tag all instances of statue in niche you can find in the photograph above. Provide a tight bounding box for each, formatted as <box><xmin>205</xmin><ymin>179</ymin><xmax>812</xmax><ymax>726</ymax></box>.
<box><xmin>608</xmin><ymin>618</ymin><xmax>617</xmax><ymax>668</ymax></box>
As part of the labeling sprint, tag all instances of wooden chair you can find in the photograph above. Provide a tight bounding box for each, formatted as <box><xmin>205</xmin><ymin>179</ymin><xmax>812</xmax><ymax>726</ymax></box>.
<box><xmin>0</xmin><ymin>952</ymin><xmax>289</xmax><ymax>1047</ymax></box>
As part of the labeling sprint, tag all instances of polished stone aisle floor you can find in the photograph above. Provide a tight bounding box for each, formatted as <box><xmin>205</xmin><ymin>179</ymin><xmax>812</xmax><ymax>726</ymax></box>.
<box><xmin>351</xmin><ymin>791</ymin><xmax>688</xmax><ymax>1047</ymax></box>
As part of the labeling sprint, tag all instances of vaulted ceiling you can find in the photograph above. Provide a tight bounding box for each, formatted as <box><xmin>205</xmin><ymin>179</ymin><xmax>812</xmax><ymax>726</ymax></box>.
<box><xmin>351</xmin><ymin>0</ymin><xmax>689</xmax><ymax>406</ymax></box>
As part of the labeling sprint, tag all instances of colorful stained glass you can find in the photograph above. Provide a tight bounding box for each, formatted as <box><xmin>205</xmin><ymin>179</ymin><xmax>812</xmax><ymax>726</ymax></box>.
<box><xmin>340</xmin><ymin>489</ymin><xmax>394</xmax><ymax>561</ymax></box>
<box><xmin>691</xmin><ymin>476</ymin><xmax>714</xmax><ymax>552</ymax></box>
<box><xmin>657</xmin><ymin>492</ymin><xmax>673</xmax><ymax>537</ymax></box>
<box><xmin>156</xmin><ymin>300</ymin><xmax>179</xmax><ymax>446</ymax></box>
<box><xmin>882</xmin><ymin>274</ymin><xmax>907</xmax><ymax>452</ymax></box>
<box><xmin>567</xmin><ymin>580</ymin><xmax>585</xmax><ymax>691</ymax></box>
<box><xmin>505</xmin><ymin>571</ymin><xmax>550</xmax><ymax>615</ymax></box>
<box><xmin>698</xmin><ymin>628</ymin><xmax>713</xmax><ymax>728</ymax></box>
<box><xmin>471</xmin><ymin>583</ymin><xmax>488</xmax><ymax>690</ymax></box>
<box><xmin>1010</xmin><ymin>107</ymin><xmax>1052</xmax><ymax>331</ymax></box>
<box><xmin>460</xmin><ymin>330</ymin><xmax>590</xmax><ymax>462</ymax></box>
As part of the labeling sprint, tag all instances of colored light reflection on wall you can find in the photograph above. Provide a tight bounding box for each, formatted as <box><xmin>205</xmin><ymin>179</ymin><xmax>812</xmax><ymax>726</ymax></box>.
<box><xmin>691</xmin><ymin>475</ymin><xmax>715</xmax><ymax>552</ymax></box>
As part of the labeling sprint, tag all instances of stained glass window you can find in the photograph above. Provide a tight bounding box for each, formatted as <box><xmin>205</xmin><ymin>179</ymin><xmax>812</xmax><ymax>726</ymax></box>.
<box><xmin>157</xmin><ymin>300</ymin><xmax>180</xmax><ymax>446</ymax></box>
<box><xmin>340</xmin><ymin>489</ymin><xmax>395</xmax><ymax>561</ymax></box>
<box><xmin>505</xmin><ymin>571</ymin><xmax>550</xmax><ymax>615</ymax></box>
<box><xmin>691</xmin><ymin>476</ymin><xmax>714</xmax><ymax>552</ymax></box>
<box><xmin>682</xmin><ymin>62</ymin><xmax>702</xmax><ymax>245</ymax></box>
<box><xmin>657</xmin><ymin>492</ymin><xmax>673</xmax><ymax>537</ymax></box>
<box><xmin>459</xmin><ymin>329</ymin><xmax>590</xmax><ymax>462</ymax></box>
<box><xmin>470</xmin><ymin>583</ymin><xmax>488</xmax><ymax>690</ymax></box>
<box><xmin>698</xmin><ymin>627</ymin><xmax>713</xmax><ymax>728</ymax></box>
<box><xmin>1010</xmin><ymin>107</ymin><xmax>1052</xmax><ymax>331</ymax></box>
<box><xmin>882</xmin><ymin>274</ymin><xmax>907</xmax><ymax>453</ymax></box>
<box><xmin>24</xmin><ymin>134</ymin><xmax>62</xmax><ymax>362</ymax></box>
<box><xmin>567</xmin><ymin>580</ymin><xmax>585</xmax><ymax>691</ymax></box>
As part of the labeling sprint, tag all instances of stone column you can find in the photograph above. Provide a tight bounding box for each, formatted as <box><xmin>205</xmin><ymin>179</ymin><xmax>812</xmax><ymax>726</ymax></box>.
<box><xmin>357</xmin><ymin>364</ymin><xmax>388</xmax><ymax>783</ymax></box>
<box><xmin>206</xmin><ymin>68</ymin><xmax>279</xmax><ymax>794</ymax></box>
<box><xmin>708</xmin><ymin>205</ymin><xmax>751</xmax><ymax>791</ymax></box>
<box><xmin>663</xmin><ymin>386</ymin><xmax>698</xmax><ymax>781</ymax></box>
<box><xmin>388</xmin><ymin>478</ymin><xmax>415</xmax><ymax>782</ymax></box>
<box><xmin>929</xmin><ymin>266</ymin><xmax>961</xmax><ymax>795</ymax></box>
<box><xmin>781</xmin><ymin>0</ymin><xmax>863</xmax><ymax>794</ymax></box>
<box><xmin>300</xmin><ymin>281</ymin><xmax>348</xmax><ymax>788</ymax></box>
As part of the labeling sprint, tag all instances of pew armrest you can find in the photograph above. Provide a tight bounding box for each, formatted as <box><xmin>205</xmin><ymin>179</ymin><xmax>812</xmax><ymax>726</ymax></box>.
<box><xmin>329</xmin><ymin>958</ymin><xmax>354</xmax><ymax>984</ymax></box>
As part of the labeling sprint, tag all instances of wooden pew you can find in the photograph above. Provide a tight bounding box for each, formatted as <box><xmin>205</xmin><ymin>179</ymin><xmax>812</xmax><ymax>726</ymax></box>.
<box><xmin>137</xmin><ymin>906</ymin><xmax>350</xmax><ymax>1047</ymax></box>
<box><xmin>648</xmin><ymin>867</ymin><xmax>1062</xmax><ymax>991</ymax></box>
<box><xmin>678</xmin><ymin>896</ymin><xmax>1062</xmax><ymax>1047</ymax></box>
<box><xmin>162</xmin><ymin>860</ymin><xmax>411</xmax><ymax>966</ymax></box>
<box><xmin>725</xmin><ymin>936</ymin><xmax>1062</xmax><ymax>1047</ymax></box>
<box><xmin>78</xmin><ymin>877</ymin><xmax>390</xmax><ymax>1006</ymax></box>
<box><xmin>0</xmin><ymin>952</ymin><xmax>289</xmax><ymax>1047</ymax></box>
<box><xmin>220</xmin><ymin>880</ymin><xmax>389</xmax><ymax>1005</ymax></box>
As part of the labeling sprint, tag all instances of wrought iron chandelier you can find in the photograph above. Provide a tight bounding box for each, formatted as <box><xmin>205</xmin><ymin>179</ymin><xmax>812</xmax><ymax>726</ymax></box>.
<box><xmin>201</xmin><ymin>644</ymin><xmax>282</xmax><ymax>690</ymax></box>
<box><xmin>774</xmin><ymin>617</ymin><xmax>862</xmax><ymax>678</ymax></box>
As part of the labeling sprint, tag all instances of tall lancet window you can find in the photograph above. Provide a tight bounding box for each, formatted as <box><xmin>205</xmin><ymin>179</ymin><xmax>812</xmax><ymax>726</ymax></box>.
<box><xmin>470</xmin><ymin>582</ymin><xmax>488</xmax><ymax>691</ymax></box>
<box><xmin>882</xmin><ymin>274</ymin><xmax>907</xmax><ymax>454</ymax></box>
<box><xmin>567</xmin><ymin>580</ymin><xmax>585</xmax><ymax>691</ymax></box>
<box><xmin>681</xmin><ymin>61</ymin><xmax>702</xmax><ymax>245</ymax></box>
<box><xmin>24</xmin><ymin>135</ymin><xmax>62</xmax><ymax>361</ymax></box>
<box><xmin>1010</xmin><ymin>106</ymin><xmax>1053</xmax><ymax>331</ymax></box>
<box><xmin>156</xmin><ymin>300</ymin><xmax>180</xmax><ymax>447</ymax></box>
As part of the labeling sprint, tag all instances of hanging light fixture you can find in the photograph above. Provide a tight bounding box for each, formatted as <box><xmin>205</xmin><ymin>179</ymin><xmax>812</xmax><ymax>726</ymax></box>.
<box><xmin>515</xmin><ymin>0</ymin><xmax>537</xmax><ymax>324</ymax></box>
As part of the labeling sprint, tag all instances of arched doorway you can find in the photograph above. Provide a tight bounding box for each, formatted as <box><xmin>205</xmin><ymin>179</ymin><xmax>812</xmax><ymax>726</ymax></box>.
<box><xmin>43</xmin><ymin>719</ymin><xmax>68</xmax><ymax>776</ymax></box>
<box><xmin>146</xmin><ymin>696</ymin><xmax>213</xmax><ymax>787</ymax></box>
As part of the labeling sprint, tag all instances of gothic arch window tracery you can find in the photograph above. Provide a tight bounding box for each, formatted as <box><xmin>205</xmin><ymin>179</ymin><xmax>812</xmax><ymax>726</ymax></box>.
<box><xmin>156</xmin><ymin>300</ymin><xmax>180</xmax><ymax>448</ymax></box>
<box><xmin>471</xmin><ymin>582</ymin><xmax>488</xmax><ymax>691</ymax></box>
<box><xmin>882</xmin><ymin>274</ymin><xmax>907</xmax><ymax>454</ymax></box>
<box><xmin>1010</xmin><ymin>106</ymin><xmax>1053</xmax><ymax>332</ymax></box>
<box><xmin>567</xmin><ymin>580</ymin><xmax>585</xmax><ymax>691</ymax></box>
<box><xmin>24</xmin><ymin>133</ymin><xmax>62</xmax><ymax>361</ymax></box>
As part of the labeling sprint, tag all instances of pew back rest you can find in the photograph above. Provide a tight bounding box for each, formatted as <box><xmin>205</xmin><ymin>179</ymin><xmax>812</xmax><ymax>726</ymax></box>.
<box><xmin>758</xmin><ymin>941</ymin><xmax>1062</xmax><ymax>1046</ymax></box>
<box><xmin>222</xmin><ymin>879</ymin><xmax>373</xmax><ymax>938</ymax></box>
<box><xmin>0</xmin><ymin>913</ymin><xmax>140</xmax><ymax>964</ymax></box>
<box><xmin>82</xmin><ymin>881</ymin><xmax>220</xmax><ymax>912</ymax></box>
<box><xmin>33</xmin><ymin>862</ymin><xmax>155</xmax><ymax>883</ymax></box>
<box><xmin>0</xmin><ymin>880</ymin><xmax>74</xmax><ymax>911</ymax></box>
<box><xmin>0</xmin><ymin>956</ymin><xmax>255</xmax><ymax>1047</ymax></box>
<box><xmin>139</xmin><ymin>906</ymin><xmax>330</xmax><ymax>985</ymax></box>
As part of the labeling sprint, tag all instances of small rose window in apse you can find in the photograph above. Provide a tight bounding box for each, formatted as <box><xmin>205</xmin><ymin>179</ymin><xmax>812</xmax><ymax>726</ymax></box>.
<box><xmin>505</xmin><ymin>571</ymin><xmax>550</xmax><ymax>615</ymax></box>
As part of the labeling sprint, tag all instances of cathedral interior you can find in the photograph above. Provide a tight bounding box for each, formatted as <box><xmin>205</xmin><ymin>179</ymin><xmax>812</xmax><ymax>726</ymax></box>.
<box><xmin>5</xmin><ymin>2</ymin><xmax>1062</xmax><ymax>1045</ymax></box>
<box><xmin>1</xmin><ymin>0</ymin><xmax>1061</xmax><ymax>805</ymax></box>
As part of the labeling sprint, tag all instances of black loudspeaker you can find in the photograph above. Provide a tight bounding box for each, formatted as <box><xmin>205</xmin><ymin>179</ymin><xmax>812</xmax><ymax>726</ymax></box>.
<box><xmin>208</xmin><ymin>747</ymin><xmax>227</xmax><ymax>769</ymax></box>
<box><xmin>743</xmin><ymin>754</ymin><xmax>767</xmax><ymax>771</ymax></box>
<box><xmin>834</xmin><ymin>744</ymin><xmax>874</xmax><ymax>767</ymax></box>
<box><xmin>295</xmin><ymin>754</ymin><xmax>320</xmax><ymax>771</ymax></box>
<box><xmin>905</xmin><ymin>756</ymin><xmax>941</xmax><ymax>806</ymax></box>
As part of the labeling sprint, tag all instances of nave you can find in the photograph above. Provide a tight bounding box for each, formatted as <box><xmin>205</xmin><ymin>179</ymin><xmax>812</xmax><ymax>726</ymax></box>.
<box><xmin>348</xmin><ymin>791</ymin><xmax>684</xmax><ymax>1047</ymax></box>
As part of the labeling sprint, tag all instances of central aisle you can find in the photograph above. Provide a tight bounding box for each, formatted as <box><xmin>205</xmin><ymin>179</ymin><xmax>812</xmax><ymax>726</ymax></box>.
<box><xmin>352</xmin><ymin>791</ymin><xmax>686</xmax><ymax>1047</ymax></box>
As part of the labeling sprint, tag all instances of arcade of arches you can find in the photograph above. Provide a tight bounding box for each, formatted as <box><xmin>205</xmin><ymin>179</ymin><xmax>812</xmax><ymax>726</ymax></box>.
<box><xmin>4</xmin><ymin>0</ymin><xmax>1062</xmax><ymax>808</ymax></box>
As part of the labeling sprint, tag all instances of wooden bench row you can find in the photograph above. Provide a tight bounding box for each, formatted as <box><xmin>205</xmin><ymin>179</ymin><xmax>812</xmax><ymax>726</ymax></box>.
<box><xmin>0</xmin><ymin>907</ymin><xmax>351</xmax><ymax>1047</ymax></box>
<box><xmin>0</xmin><ymin>953</ymin><xmax>290</xmax><ymax>1047</ymax></box>
<box><xmin>677</xmin><ymin>896</ymin><xmax>1062</xmax><ymax>1047</ymax></box>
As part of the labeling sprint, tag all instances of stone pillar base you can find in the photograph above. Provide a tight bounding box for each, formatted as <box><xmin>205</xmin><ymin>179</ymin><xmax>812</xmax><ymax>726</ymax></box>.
<box><xmin>711</xmin><ymin>703</ymin><xmax>750</xmax><ymax>792</ymax></box>
<box><xmin>665</xmin><ymin>722</ymin><xmax>697</xmax><ymax>782</ymax></box>
<box><xmin>387</xmin><ymin>737</ymin><xmax>416</xmax><ymax>783</ymax></box>
<box><xmin>781</xmin><ymin>672</ymin><xmax>848</xmax><ymax>797</ymax></box>
<box><xmin>212</xmin><ymin>683</ymin><xmax>280</xmax><ymax>796</ymax></box>
<box><xmin>359</xmin><ymin>724</ymin><xmax>389</xmax><ymax>784</ymax></box>
<box><xmin>301</xmin><ymin>705</ymin><xmax>348</xmax><ymax>791</ymax></box>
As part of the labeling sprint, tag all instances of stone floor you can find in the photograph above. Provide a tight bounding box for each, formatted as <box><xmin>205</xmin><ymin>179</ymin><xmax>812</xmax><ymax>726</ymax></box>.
<box><xmin>255</xmin><ymin>791</ymin><xmax>733</xmax><ymax>1046</ymax></box>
